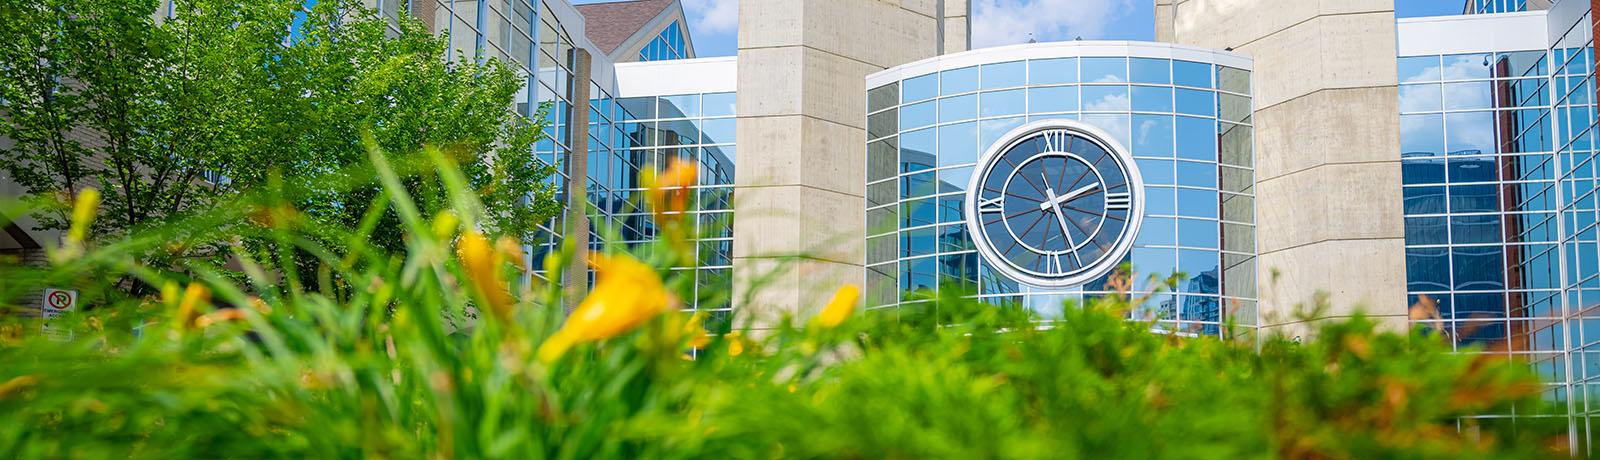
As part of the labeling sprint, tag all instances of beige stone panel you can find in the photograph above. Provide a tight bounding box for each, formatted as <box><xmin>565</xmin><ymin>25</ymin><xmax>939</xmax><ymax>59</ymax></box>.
<box><xmin>738</xmin><ymin>0</ymin><xmax>805</xmax><ymax>49</ymax></box>
<box><xmin>732</xmin><ymin>185</ymin><xmax>865</xmax><ymax>265</ymax></box>
<box><xmin>898</xmin><ymin>0</ymin><xmax>940</xmax><ymax>19</ymax></box>
<box><xmin>731</xmin><ymin>256</ymin><xmax>865</xmax><ymax>327</ymax></box>
<box><xmin>943</xmin><ymin>16</ymin><xmax>969</xmax><ymax>54</ymax></box>
<box><xmin>797</xmin><ymin>0</ymin><xmax>939</xmax><ymax>69</ymax></box>
<box><xmin>1254</xmin><ymin>162</ymin><xmax>1404</xmax><ymax>253</ymax></box>
<box><xmin>1154</xmin><ymin>1</ymin><xmax>1176</xmax><ymax>43</ymax></box>
<box><xmin>1235</xmin><ymin>12</ymin><xmax>1399</xmax><ymax>109</ymax></box>
<box><xmin>943</xmin><ymin>0</ymin><xmax>969</xmax><ymax>17</ymax></box>
<box><xmin>1253</xmin><ymin>87</ymin><xmax>1401</xmax><ymax>181</ymax></box>
<box><xmin>1256</xmin><ymin>238</ymin><xmax>1408</xmax><ymax>325</ymax></box>
<box><xmin>1170</xmin><ymin>0</ymin><xmax>1393</xmax><ymax>52</ymax></box>
<box><xmin>735</xmin><ymin>115</ymin><xmax>868</xmax><ymax>196</ymax></box>
<box><xmin>737</xmin><ymin>46</ymin><xmax>878</xmax><ymax>128</ymax></box>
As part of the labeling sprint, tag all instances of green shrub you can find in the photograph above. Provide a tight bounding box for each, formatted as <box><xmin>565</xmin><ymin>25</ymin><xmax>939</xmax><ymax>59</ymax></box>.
<box><xmin>0</xmin><ymin>148</ymin><xmax>1571</xmax><ymax>459</ymax></box>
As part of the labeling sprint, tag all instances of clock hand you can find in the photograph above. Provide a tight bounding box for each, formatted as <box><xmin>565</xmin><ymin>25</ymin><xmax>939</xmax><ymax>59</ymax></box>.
<box><xmin>1038</xmin><ymin>182</ymin><xmax>1100</xmax><ymax>212</ymax></box>
<box><xmin>1040</xmin><ymin>176</ymin><xmax>1082</xmax><ymax>268</ymax></box>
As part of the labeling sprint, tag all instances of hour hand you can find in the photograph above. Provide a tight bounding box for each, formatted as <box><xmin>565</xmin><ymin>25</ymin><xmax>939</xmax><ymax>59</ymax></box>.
<box><xmin>1039</xmin><ymin>182</ymin><xmax>1100</xmax><ymax>212</ymax></box>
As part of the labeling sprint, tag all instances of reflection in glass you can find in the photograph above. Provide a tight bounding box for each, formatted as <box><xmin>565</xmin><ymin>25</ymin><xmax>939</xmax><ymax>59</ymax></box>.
<box><xmin>938</xmin><ymin>122</ymin><xmax>978</xmax><ymax>167</ymax></box>
<box><xmin>1130</xmin><ymin>58</ymin><xmax>1171</xmax><ymax>85</ymax></box>
<box><xmin>1082</xmin><ymin>57</ymin><xmax>1128</xmax><ymax>83</ymax></box>
<box><xmin>1029</xmin><ymin>58</ymin><xmax>1077</xmax><ymax>85</ymax></box>
<box><xmin>942</xmin><ymin>66</ymin><xmax>979</xmax><ymax>95</ymax></box>
<box><xmin>904</xmin><ymin>73</ymin><xmax>937</xmax><ymax>103</ymax></box>
<box><xmin>980</xmin><ymin>89</ymin><xmax>1026</xmax><ymax>118</ymax></box>
<box><xmin>1175</xmin><ymin>116</ymin><xmax>1216</xmax><ymax>161</ymax></box>
<box><xmin>1133</xmin><ymin>114</ymin><xmax>1174</xmax><ymax>157</ymax></box>
<box><xmin>1131</xmin><ymin>85</ymin><xmax>1173</xmax><ymax>112</ymax></box>
<box><xmin>1398</xmin><ymin>55</ymin><xmax>1442</xmax><ymax>83</ymax></box>
<box><xmin>982</xmin><ymin>61</ymin><xmax>1026</xmax><ymax>89</ymax></box>
<box><xmin>1028</xmin><ymin>85</ymin><xmax>1078</xmax><ymax>113</ymax></box>
<box><xmin>1401</xmin><ymin>113</ymin><xmax>1445</xmax><ymax>157</ymax></box>
<box><xmin>939</xmin><ymin>93</ymin><xmax>978</xmax><ymax>122</ymax></box>
<box><xmin>1173</xmin><ymin>60</ymin><xmax>1211</xmax><ymax>88</ymax></box>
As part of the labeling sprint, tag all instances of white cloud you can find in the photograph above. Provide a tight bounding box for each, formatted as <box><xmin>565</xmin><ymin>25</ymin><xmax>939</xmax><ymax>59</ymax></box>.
<box><xmin>682</xmin><ymin>0</ymin><xmax>737</xmax><ymax>35</ymax></box>
<box><xmin>972</xmin><ymin>0</ymin><xmax>1135</xmax><ymax>49</ymax></box>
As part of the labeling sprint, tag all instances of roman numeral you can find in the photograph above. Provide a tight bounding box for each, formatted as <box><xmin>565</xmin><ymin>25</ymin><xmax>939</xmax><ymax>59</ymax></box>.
<box><xmin>1042</xmin><ymin>129</ymin><xmax>1070</xmax><ymax>153</ymax></box>
<box><xmin>978</xmin><ymin>196</ymin><xmax>1004</xmax><ymax>213</ymax></box>
<box><xmin>1105</xmin><ymin>192</ymin><xmax>1132</xmax><ymax>210</ymax></box>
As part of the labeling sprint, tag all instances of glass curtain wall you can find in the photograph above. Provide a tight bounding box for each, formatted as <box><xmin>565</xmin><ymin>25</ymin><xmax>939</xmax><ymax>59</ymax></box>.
<box><xmin>866</xmin><ymin>51</ymin><xmax>1257</xmax><ymax>336</ymax></box>
<box><xmin>638</xmin><ymin>20</ymin><xmax>687</xmax><ymax>61</ymax></box>
<box><xmin>1466</xmin><ymin>0</ymin><xmax>1530</xmax><ymax>15</ymax></box>
<box><xmin>1553</xmin><ymin>8</ymin><xmax>1600</xmax><ymax>440</ymax></box>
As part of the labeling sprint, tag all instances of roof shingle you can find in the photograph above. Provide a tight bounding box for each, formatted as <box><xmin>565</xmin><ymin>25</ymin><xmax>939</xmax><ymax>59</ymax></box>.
<box><xmin>573</xmin><ymin>0</ymin><xmax>677</xmax><ymax>55</ymax></box>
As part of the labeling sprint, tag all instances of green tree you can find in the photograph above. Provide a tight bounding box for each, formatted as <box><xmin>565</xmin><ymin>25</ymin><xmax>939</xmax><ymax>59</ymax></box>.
<box><xmin>0</xmin><ymin>0</ymin><xmax>559</xmax><ymax>272</ymax></box>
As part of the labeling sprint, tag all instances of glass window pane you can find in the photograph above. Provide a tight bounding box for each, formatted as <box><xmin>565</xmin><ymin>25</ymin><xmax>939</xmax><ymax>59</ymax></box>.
<box><xmin>901</xmin><ymin>127</ymin><xmax>936</xmax><ymax>173</ymax></box>
<box><xmin>1406</xmin><ymin>216</ymin><xmax>1448</xmax><ymax>245</ymax></box>
<box><xmin>1218</xmin><ymin>66</ymin><xmax>1249</xmax><ymax>94</ymax></box>
<box><xmin>901</xmin><ymin>100</ymin><xmax>936</xmax><ymax>131</ymax></box>
<box><xmin>1406</xmin><ymin>247</ymin><xmax>1451</xmax><ymax>291</ymax></box>
<box><xmin>1082</xmin><ymin>57</ymin><xmax>1128</xmax><ymax>83</ymax></box>
<box><xmin>1446</xmin><ymin>111</ymin><xmax>1496</xmax><ymax>154</ymax></box>
<box><xmin>981</xmin><ymin>61</ymin><xmax>1025</xmax><ymax>89</ymax></box>
<box><xmin>1401</xmin><ymin>113</ymin><xmax>1445</xmax><ymax>157</ymax></box>
<box><xmin>1219</xmin><ymin>93</ymin><xmax>1249</xmax><ymax>124</ymax></box>
<box><xmin>659</xmin><ymin>94</ymin><xmax>698</xmax><ymax>118</ymax></box>
<box><xmin>1175</xmin><ymin>160</ymin><xmax>1216</xmax><ymax>188</ymax></box>
<box><xmin>1130</xmin><ymin>58</ymin><xmax>1171</xmax><ymax>84</ymax></box>
<box><xmin>941</xmin><ymin>66</ymin><xmax>979</xmax><ymax>95</ymax></box>
<box><xmin>1083</xmin><ymin>85</ymin><xmax>1130</xmax><ymax>111</ymax></box>
<box><xmin>869</xmin><ymin>83</ymin><xmax>899</xmax><ymax>113</ymax></box>
<box><xmin>1146</xmin><ymin>185</ymin><xmax>1176</xmax><ymax>215</ymax></box>
<box><xmin>1029</xmin><ymin>58</ymin><xmax>1077</xmax><ymax>85</ymax></box>
<box><xmin>1175</xmin><ymin>116</ymin><xmax>1216</xmax><ymax>161</ymax></box>
<box><xmin>1139</xmin><ymin>159</ymin><xmax>1175</xmax><ymax>185</ymax></box>
<box><xmin>1131</xmin><ymin>85</ymin><xmax>1173</xmax><ymax>112</ymax></box>
<box><xmin>700</xmin><ymin>117</ymin><xmax>735</xmax><ymax>145</ymax></box>
<box><xmin>1404</xmin><ymin>186</ymin><xmax>1447</xmax><ymax>215</ymax></box>
<box><xmin>1399</xmin><ymin>83</ymin><xmax>1442</xmax><ymax>113</ymax></box>
<box><xmin>1451</xmin><ymin>214</ymin><xmax>1501</xmax><ymax>245</ymax></box>
<box><xmin>1133</xmin><ymin>114</ymin><xmax>1175</xmax><ymax>158</ymax></box>
<box><xmin>1398</xmin><ymin>55</ymin><xmax>1442</xmax><ymax>83</ymax></box>
<box><xmin>1173</xmin><ymin>60</ymin><xmax>1212</xmax><ymax>88</ymax></box>
<box><xmin>1443</xmin><ymin>81</ymin><xmax>1493</xmax><ymax>110</ymax></box>
<box><xmin>980</xmin><ymin>89</ymin><xmax>1026</xmax><ymax>118</ymax></box>
<box><xmin>1443</xmin><ymin>53</ymin><xmax>1493</xmax><ymax>80</ymax></box>
<box><xmin>868</xmin><ymin>108</ymin><xmax>897</xmax><ymax>140</ymax></box>
<box><xmin>1447</xmin><ymin>156</ymin><xmax>1497</xmax><ymax>183</ymax></box>
<box><xmin>1177</xmin><ymin>218</ymin><xmax>1218</xmax><ymax>249</ymax></box>
<box><xmin>1403</xmin><ymin>158</ymin><xmax>1447</xmax><ymax>184</ymax></box>
<box><xmin>1452</xmin><ymin>245</ymin><xmax>1504</xmax><ymax>290</ymax></box>
<box><xmin>938</xmin><ymin>122</ymin><xmax>978</xmax><ymax>167</ymax></box>
<box><xmin>1028</xmin><ymin>85</ymin><xmax>1078</xmax><ymax>113</ymax></box>
<box><xmin>903</xmin><ymin>73</ymin><xmax>938</xmax><ymax>103</ymax></box>
<box><xmin>1175</xmin><ymin>88</ymin><xmax>1215</xmax><ymax>117</ymax></box>
<box><xmin>703</xmin><ymin>92</ymin><xmax>737</xmax><ymax>117</ymax></box>
<box><xmin>868</xmin><ymin>138</ymin><xmax>898</xmax><ymax>182</ymax></box>
<box><xmin>1082</xmin><ymin>113</ymin><xmax>1131</xmax><ymax>148</ymax></box>
<box><xmin>1175</xmin><ymin>188</ymin><xmax>1218</xmax><ymax>219</ymax></box>
<box><xmin>979</xmin><ymin>117</ymin><xmax>1026</xmax><ymax>150</ymax></box>
<box><xmin>939</xmin><ymin>93</ymin><xmax>978</xmax><ymax>122</ymax></box>
<box><xmin>1137</xmin><ymin>217</ymin><xmax>1176</xmax><ymax>246</ymax></box>
<box><xmin>1449</xmin><ymin>184</ymin><xmax>1498</xmax><ymax>213</ymax></box>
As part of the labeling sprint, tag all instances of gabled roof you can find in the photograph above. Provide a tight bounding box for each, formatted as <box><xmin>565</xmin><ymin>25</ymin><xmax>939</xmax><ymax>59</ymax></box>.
<box><xmin>574</xmin><ymin>0</ymin><xmax>677</xmax><ymax>55</ymax></box>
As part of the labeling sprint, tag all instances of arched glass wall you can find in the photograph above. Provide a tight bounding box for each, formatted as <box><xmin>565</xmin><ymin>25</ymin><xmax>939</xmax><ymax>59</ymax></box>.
<box><xmin>865</xmin><ymin>43</ymin><xmax>1256</xmax><ymax>335</ymax></box>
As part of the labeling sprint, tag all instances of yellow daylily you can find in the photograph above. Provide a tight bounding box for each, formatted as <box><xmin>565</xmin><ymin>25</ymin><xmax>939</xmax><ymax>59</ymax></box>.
<box><xmin>641</xmin><ymin>158</ymin><xmax>697</xmax><ymax>224</ymax></box>
<box><xmin>814</xmin><ymin>285</ymin><xmax>861</xmax><ymax>329</ymax></box>
<box><xmin>681</xmin><ymin>311</ymin><xmax>711</xmax><ymax>349</ymax></box>
<box><xmin>66</xmin><ymin>188</ymin><xmax>100</xmax><ymax>244</ymax></box>
<box><xmin>725</xmin><ymin>331</ymin><xmax>746</xmax><ymax>356</ymax></box>
<box><xmin>537</xmin><ymin>252</ymin><xmax>672</xmax><ymax>363</ymax></box>
<box><xmin>174</xmin><ymin>283</ymin><xmax>211</xmax><ymax>330</ymax></box>
<box><xmin>458</xmin><ymin>232</ymin><xmax>513</xmax><ymax>321</ymax></box>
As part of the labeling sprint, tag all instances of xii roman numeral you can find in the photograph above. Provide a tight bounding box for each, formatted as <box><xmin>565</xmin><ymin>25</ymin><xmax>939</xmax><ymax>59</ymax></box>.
<box><xmin>1042</xmin><ymin>129</ymin><xmax>1070</xmax><ymax>153</ymax></box>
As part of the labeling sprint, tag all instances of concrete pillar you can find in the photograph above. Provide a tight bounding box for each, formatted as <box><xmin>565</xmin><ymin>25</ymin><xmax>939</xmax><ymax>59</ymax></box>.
<box><xmin>562</xmin><ymin>49</ymin><xmax>591</xmax><ymax>314</ymax></box>
<box><xmin>1159</xmin><ymin>0</ymin><xmax>1408</xmax><ymax>336</ymax></box>
<box><xmin>733</xmin><ymin>0</ymin><xmax>965</xmax><ymax>328</ymax></box>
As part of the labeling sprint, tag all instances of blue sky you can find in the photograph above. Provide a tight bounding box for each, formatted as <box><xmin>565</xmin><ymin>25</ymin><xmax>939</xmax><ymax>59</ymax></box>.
<box><xmin>574</xmin><ymin>0</ymin><xmax>1474</xmax><ymax>58</ymax></box>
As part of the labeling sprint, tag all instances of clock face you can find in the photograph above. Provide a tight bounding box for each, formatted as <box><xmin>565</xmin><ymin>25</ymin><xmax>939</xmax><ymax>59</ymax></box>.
<box><xmin>963</xmin><ymin>120</ymin><xmax>1144</xmax><ymax>288</ymax></box>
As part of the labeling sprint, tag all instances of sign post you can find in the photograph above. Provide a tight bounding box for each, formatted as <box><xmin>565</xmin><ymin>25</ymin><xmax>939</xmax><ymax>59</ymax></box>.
<box><xmin>39</xmin><ymin>288</ymin><xmax>76</xmax><ymax>341</ymax></box>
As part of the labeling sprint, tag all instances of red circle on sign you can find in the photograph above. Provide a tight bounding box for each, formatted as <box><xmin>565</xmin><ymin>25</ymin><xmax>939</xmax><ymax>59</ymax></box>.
<box><xmin>47</xmin><ymin>292</ymin><xmax>71</xmax><ymax>309</ymax></box>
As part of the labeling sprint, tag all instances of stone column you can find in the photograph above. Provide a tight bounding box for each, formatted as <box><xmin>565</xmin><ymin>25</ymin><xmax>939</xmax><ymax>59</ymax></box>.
<box><xmin>733</xmin><ymin>0</ymin><xmax>963</xmax><ymax>328</ymax></box>
<box><xmin>563</xmin><ymin>49</ymin><xmax>591</xmax><ymax>314</ymax></box>
<box><xmin>1161</xmin><ymin>0</ymin><xmax>1408</xmax><ymax>337</ymax></box>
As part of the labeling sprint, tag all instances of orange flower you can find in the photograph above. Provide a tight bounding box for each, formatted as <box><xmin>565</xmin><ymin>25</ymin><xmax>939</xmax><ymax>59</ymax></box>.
<box><xmin>814</xmin><ymin>285</ymin><xmax>860</xmax><ymax>329</ymax></box>
<box><xmin>642</xmin><ymin>158</ymin><xmax>697</xmax><ymax>223</ymax></box>
<box><xmin>458</xmin><ymin>232</ymin><xmax>514</xmax><ymax>321</ymax></box>
<box><xmin>537</xmin><ymin>252</ymin><xmax>672</xmax><ymax>363</ymax></box>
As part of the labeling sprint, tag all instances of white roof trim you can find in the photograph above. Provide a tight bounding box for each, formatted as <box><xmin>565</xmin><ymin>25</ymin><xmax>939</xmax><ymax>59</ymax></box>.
<box><xmin>866</xmin><ymin>41</ymin><xmax>1252</xmax><ymax>89</ymax></box>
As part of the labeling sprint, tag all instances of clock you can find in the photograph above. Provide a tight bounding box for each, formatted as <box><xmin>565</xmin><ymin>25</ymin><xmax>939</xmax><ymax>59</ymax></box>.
<box><xmin>962</xmin><ymin>120</ymin><xmax>1144</xmax><ymax>289</ymax></box>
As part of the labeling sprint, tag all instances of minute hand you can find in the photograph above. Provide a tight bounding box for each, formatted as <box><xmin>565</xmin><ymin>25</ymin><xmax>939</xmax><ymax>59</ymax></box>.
<box><xmin>1039</xmin><ymin>182</ymin><xmax>1100</xmax><ymax>212</ymax></box>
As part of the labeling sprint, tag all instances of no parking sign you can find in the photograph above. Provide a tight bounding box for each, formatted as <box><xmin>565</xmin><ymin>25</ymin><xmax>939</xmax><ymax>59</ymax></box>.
<box><xmin>41</xmin><ymin>288</ymin><xmax>76</xmax><ymax>319</ymax></box>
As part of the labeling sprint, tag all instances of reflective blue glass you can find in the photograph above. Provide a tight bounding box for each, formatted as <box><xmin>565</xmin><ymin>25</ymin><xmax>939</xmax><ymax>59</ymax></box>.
<box><xmin>1399</xmin><ymin>84</ymin><xmax>1442</xmax><ymax>113</ymax></box>
<box><xmin>1082</xmin><ymin>85</ymin><xmax>1130</xmax><ymax>111</ymax></box>
<box><xmin>1401</xmin><ymin>113</ymin><xmax>1445</xmax><ymax>157</ymax></box>
<box><xmin>1130</xmin><ymin>247</ymin><xmax>1178</xmax><ymax>282</ymax></box>
<box><xmin>1145</xmin><ymin>185</ymin><xmax>1176</xmax><ymax>215</ymax></box>
<box><xmin>1447</xmin><ymin>156</ymin><xmax>1497</xmax><ymax>183</ymax></box>
<box><xmin>1451</xmin><ymin>214</ymin><xmax>1502</xmax><ymax>245</ymax></box>
<box><xmin>901</xmin><ymin>197</ymin><xmax>937</xmax><ymax>227</ymax></box>
<box><xmin>1131</xmin><ymin>85</ymin><xmax>1173</xmax><ymax>112</ymax></box>
<box><xmin>1133</xmin><ymin>114</ymin><xmax>1175</xmax><ymax>157</ymax></box>
<box><xmin>1406</xmin><ymin>247</ymin><xmax>1451</xmax><ymax>291</ymax></box>
<box><xmin>979</xmin><ymin>117</ymin><xmax>1026</xmax><ymax>149</ymax></box>
<box><xmin>900</xmin><ymin>127</ymin><xmax>936</xmax><ymax>173</ymax></box>
<box><xmin>1398</xmin><ymin>55</ymin><xmax>1442</xmax><ymax>83</ymax></box>
<box><xmin>1175</xmin><ymin>188</ymin><xmax>1218</xmax><ymax>219</ymax></box>
<box><xmin>1081</xmin><ymin>57</ymin><xmax>1127</xmax><ymax>83</ymax></box>
<box><xmin>1452</xmin><ymin>245</ymin><xmax>1504</xmax><ymax>290</ymax></box>
<box><xmin>1028</xmin><ymin>85</ymin><xmax>1078</xmax><ymax>113</ymax></box>
<box><xmin>940</xmin><ymin>166</ymin><xmax>973</xmax><ymax>193</ymax></box>
<box><xmin>1136</xmin><ymin>217</ymin><xmax>1176</xmax><ymax>246</ymax></box>
<box><xmin>1177</xmin><ymin>219</ymin><xmax>1219</xmax><ymax>249</ymax></box>
<box><xmin>1177</xmin><ymin>249</ymin><xmax>1219</xmax><ymax>293</ymax></box>
<box><xmin>939</xmin><ymin>94</ymin><xmax>978</xmax><ymax>122</ymax></box>
<box><xmin>1139</xmin><ymin>159</ymin><xmax>1175</xmax><ymax>186</ymax></box>
<box><xmin>903</xmin><ymin>73</ymin><xmax>938</xmax><ymax>103</ymax></box>
<box><xmin>1450</xmin><ymin>184</ymin><xmax>1498</xmax><ymax>213</ymax></box>
<box><xmin>1130</xmin><ymin>58</ymin><xmax>1170</xmax><ymax>84</ymax></box>
<box><xmin>980</xmin><ymin>89</ymin><xmax>1026</xmax><ymax>118</ymax></box>
<box><xmin>1406</xmin><ymin>216</ymin><xmax>1448</xmax><ymax>245</ymax></box>
<box><xmin>1174</xmin><ymin>88</ymin><xmax>1214</xmax><ymax>117</ymax></box>
<box><xmin>1403</xmin><ymin>158</ymin><xmax>1447</xmax><ymax>184</ymax></box>
<box><xmin>1173</xmin><ymin>60</ymin><xmax>1211</xmax><ymax>88</ymax></box>
<box><xmin>1175</xmin><ymin>160</ymin><xmax>1216</xmax><ymax>188</ymax></box>
<box><xmin>702</xmin><ymin>92</ymin><xmax>736</xmax><ymax>117</ymax></box>
<box><xmin>938</xmin><ymin>122</ymin><xmax>978</xmax><ymax>167</ymax></box>
<box><xmin>981</xmin><ymin>61</ymin><xmax>1026</xmax><ymax>89</ymax></box>
<box><xmin>1405</xmin><ymin>186</ymin><xmax>1446</xmax><ymax>215</ymax></box>
<box><xmin>1175</xmin><ymin>116</ymin><xmax>1216</xmax><ymax>161</ymax></box>
<box><xmin>1082</xmin><ymin>113</ymin><xmax>1131</xmax><ymax>148</ymax></box>
<box><xmin>941</xmin><ymin>66</ymin><xmax>979</xmax><ymax>95</ymax></box>
<box><xmin>1443</xmin><ymin>81</ymin><xmax>1493</xmax><ymax>110</ymax></box>
<box><xmin>900</xmin><ymin>100</ymin><xmax>936</xmax><ymax>131</ymax></box>
<box><xmin>1443</xmin><ymin>53</ymin><xmax>1494</xmax><ymax>80</ymax></box>
<box><xmin>699</xmin><ymin>117</ymin><xmax>735</xmax><ymax>145</ymax></box>
<box><xmin>1029</xmin><ymin>58</ymin><xmax>1077</xmax><ymax>85</ymax></box>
